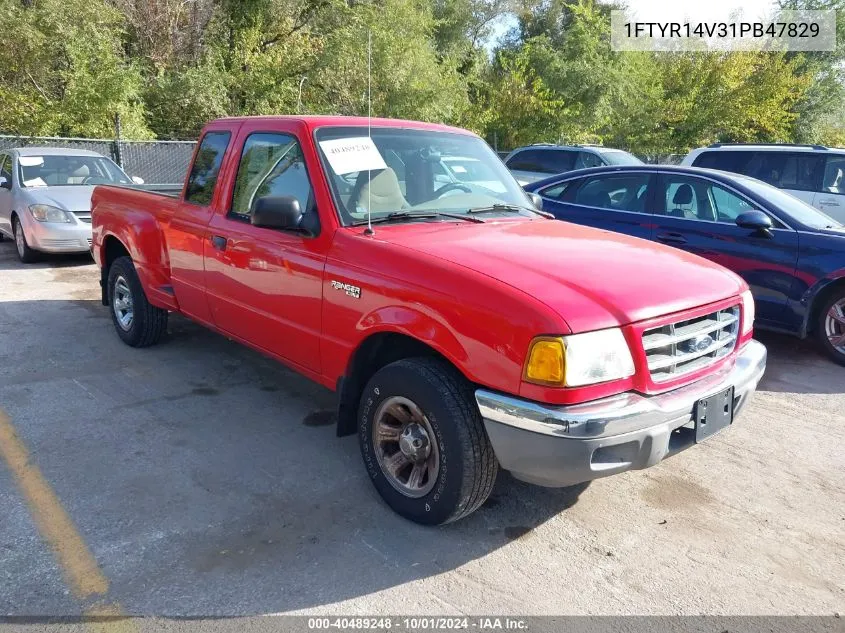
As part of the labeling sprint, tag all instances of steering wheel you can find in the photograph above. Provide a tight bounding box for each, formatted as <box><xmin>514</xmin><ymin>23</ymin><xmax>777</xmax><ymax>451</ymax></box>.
<box><xmin>433</xmin><ymin>182</ymin><xmax>472</xmax><ymax>197</ymax></box>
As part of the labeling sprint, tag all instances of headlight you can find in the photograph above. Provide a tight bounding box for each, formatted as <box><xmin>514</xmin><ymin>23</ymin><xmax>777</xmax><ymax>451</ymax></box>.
<box><xmin>29</xmin><ymin>204</ymin><xmax>72</xmax><ymax>223</ymax></box>
<box><xmin>741</xmin><ymin>290</ymin><xmax>755</xmax><ymax>335</ymax></box>
<box><xmin>524</xmin><ymin>328</ymin><xmax>635</xmax><ymax>387</ymax></box>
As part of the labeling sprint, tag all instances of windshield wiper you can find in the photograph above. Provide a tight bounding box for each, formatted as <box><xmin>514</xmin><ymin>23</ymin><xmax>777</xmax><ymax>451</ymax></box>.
<box><xmin>466</xmin><ymin>203</ymin><xmax>554</xmax><ymax>219</ymax></box>
<box><xmin>350</xmin><ymin>211</ymin><xmax>484</xmax><ymax>226</ymax></box>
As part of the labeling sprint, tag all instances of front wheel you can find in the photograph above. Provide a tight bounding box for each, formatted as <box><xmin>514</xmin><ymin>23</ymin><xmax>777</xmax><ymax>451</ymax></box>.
<box><xmin>107</xmin><ymin>256</ymin><xmax>168</xmax><ymax>347</ymax></box>
<box><xmin>358</xmin><ymin>357</ymin><xmax>498</xmax><ymax>525</ymax></box>
<box><xmin>13</xmin><ymin>216</ymin><xmax>40</xmax><ymax>263</ymax></box>
<box><xmin>817</xmin><ymin>290</ymin><xmax>845</xmax><ymax>366</ymax></box>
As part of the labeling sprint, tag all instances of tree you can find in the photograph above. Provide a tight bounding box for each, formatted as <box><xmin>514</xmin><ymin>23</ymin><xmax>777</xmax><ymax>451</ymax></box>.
<box><xmin>0</xmin><ymin>0</ymin><xmax>150</xmax><ymax>138</ymax></box>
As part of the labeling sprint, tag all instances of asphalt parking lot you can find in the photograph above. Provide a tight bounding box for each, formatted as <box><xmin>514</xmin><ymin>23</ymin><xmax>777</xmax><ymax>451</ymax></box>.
<box><xmin>0</xmin><ymin>240</ymin><xmax>843</xmax><ymax>618</ymax></box>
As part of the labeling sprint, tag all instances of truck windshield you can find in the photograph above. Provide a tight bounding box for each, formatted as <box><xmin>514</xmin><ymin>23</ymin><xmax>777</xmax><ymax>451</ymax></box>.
<box><xmin>315</xmin><ymin>126</ymin><xmax>535</xmax><ymax>226</ymax></box>
<box><xmin>18</xmin><ymin>154</ymin><xmax>132</xmax><ymax>188</ymax></box>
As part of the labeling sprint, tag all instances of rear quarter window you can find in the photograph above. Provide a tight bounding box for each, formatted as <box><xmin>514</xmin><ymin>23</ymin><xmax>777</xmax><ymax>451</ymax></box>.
<box><xmin>185</xmin><ymin>131</ymin><xmax>231</xmax><ymax>206</ymax></box>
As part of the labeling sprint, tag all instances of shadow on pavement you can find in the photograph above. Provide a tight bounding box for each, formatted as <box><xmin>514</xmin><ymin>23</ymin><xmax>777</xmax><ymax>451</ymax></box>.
<box><xmin>755</xmin><ymin>330</ymin><xmax>845</xmax><ymax>395</ymax></box>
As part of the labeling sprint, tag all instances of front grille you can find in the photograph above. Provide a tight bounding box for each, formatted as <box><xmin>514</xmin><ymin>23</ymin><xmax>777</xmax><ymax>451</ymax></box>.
<box><xmin>73</xmin><ymin>212</ymin><xmax>92</xmax><ymax>224</ymax></box>
<box><xmin>41</xmin><ymin>239</ymin><xmax>84</xmax><ymax>248</ymax></box>
<box><xmin>642</xmin><ymin>305</ymin><xmax>740</xmax><ymax>382</ymax></box>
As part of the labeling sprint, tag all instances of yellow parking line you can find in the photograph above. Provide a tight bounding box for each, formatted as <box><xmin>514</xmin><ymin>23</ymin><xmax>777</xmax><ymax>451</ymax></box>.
<box><xmin>0</xmin><ymin>408</ymin><xmax>136</xmax><ymax>631</ymax></box>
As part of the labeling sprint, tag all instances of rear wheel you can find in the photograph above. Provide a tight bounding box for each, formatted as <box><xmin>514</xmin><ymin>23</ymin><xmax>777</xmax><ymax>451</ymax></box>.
<box><xmin>358</xmin><ymin>357</ymin><xmax>498</xmax><ymax>525</ymax></box>
<box><xmin>13</xmin><ymin>216</ymin><xmax>40</xmax><ymax>263</ymax></box>
<box><xmin>107</xmin><ymin>256</ymin><xmax>168</xmax><ymax>347</ymax></box>
<box><xmin>817</xmin><ymin>289</ymin><xmax>845</xmax><ymax>366</ymax></box>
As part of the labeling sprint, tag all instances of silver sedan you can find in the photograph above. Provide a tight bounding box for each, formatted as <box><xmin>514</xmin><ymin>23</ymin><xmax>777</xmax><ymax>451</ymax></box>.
<box><xmin>0</xmin><ymin>147</ymin><xmax>141</xmax><ymax>263</ymax></box>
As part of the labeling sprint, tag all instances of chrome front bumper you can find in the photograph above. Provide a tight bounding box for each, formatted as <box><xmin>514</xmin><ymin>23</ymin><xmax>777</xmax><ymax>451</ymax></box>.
<box><xmin>475</xmin><ymin>339</ymin><xmax>767</xmax><ymax>487</ymax></box>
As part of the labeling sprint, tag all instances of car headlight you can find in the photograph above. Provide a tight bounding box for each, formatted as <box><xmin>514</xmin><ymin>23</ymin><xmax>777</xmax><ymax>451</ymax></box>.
<box><xmin>741</xmin><ymin>289</ymin><xmax>755</xmax><ymax>336</ymax></box>
<box><xmin>524</xmin><ymin>329</ymin><xmax>635</xmax><ymax>387</ymax></box>
<box><xmin>29</xmin><ymin>204</ymin><xmax>72</xmax><ymax>223</ymax></box>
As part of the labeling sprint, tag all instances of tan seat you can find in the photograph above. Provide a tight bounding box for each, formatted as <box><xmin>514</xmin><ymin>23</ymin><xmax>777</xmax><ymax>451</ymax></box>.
<box><xmin>350</xmin><ymin>168</ymin><xmax>409</xmax><ymax>214</ymax></box>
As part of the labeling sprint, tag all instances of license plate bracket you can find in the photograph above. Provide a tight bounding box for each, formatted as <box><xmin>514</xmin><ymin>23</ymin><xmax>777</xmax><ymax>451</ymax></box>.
<box><xmin>694</xmin><ymin>387</ymin><xmax>734</xmax><ymax>443</ymax></box>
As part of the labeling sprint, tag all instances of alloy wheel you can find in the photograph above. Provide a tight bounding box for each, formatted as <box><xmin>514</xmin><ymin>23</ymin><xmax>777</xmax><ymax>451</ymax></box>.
<box><xmin>825</xmin><ymin>298</ymin><xmax>845</xmax><ymax>353</ymax></box>
<box><xmin>113</xmin><ymin>276</ymin><xmax>134</xmax><ymax>331</ymax></box>
<box><xmin>372</xmin><ymin>395</ymin><xmax>440</xmax><ymax>498</ymax></box>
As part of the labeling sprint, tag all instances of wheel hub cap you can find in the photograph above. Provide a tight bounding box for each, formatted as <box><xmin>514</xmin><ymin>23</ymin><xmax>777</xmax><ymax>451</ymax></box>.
<box><xmin>398</xmin><ymin>424</ymin><xmax>430</xmax><ymax>462</ymax></box>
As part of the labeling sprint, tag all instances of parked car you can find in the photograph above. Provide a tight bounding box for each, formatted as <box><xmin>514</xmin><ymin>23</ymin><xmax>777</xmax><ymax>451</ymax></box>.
<box><xmin>524</xmin><ymin>164</ymin><xmax>845</xmax><ymax>365</ymax></box>
<box><xmin>681</xmin><ymin>143</ymin><xmax>845</xmax><ymax>223</ymax></box>
<box><xmin>91</xmin><ymin>116</ymin><xmax>766</xmax><ymax>524</ymax></box>
<box><xmin>504</xmin><ymin>144</ymin><xmax>643</xmax><ymax>185</ymax></box>
<box><xmin>0</xmin><ymin>147</ymin><xmax>141</xmax><ymax>263</ymax></box>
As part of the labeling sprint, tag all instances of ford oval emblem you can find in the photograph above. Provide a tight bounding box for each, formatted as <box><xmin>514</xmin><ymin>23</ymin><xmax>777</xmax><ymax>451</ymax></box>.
<box><xmin>684</xmin><ymin>334</ymin><xmax>714</xmax><ymax>353</ymax></box>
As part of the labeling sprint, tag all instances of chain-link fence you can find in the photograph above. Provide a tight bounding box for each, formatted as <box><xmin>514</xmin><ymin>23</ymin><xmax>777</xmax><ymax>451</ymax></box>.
<box><xmin>0</xmin><ymin>135</ymin><xmax>196</xmax><ymax>185</ymax></box>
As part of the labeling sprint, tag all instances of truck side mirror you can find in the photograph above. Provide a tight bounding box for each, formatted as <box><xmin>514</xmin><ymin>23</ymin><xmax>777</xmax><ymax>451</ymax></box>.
<box><xmin>736</xmin><ymin>210</ymin><xmax>773</xmax><ymax>235</ymax></box>
<box><xmin>252</xmin><ymin>196</ymin><xmax>303</xmax><ymax>230</ymax></box>
<box><xmin>526</xmin><ymin>191</ymin><xmax>543</xmax><ymax>211</ymax></box>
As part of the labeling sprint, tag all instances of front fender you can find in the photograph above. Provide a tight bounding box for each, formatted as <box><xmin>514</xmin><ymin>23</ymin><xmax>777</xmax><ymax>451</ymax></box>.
<box><xmin>355</xmin><ymin>305</ymin><xmax>470</xmax><ymax>371</ymax></box>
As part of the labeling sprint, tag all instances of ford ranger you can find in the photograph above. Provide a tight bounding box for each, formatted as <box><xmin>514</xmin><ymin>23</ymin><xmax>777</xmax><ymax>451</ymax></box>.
<box><xmin>91</xmin><ymin>116</ymin><xmax>767</xmax><ymax>525</ymax></box>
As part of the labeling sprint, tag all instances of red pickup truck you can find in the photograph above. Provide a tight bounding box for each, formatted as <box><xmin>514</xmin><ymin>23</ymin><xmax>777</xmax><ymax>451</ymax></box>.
<box><xmin>92</xmin><ymin>116</ymin><xmax>767</xmax><ymax>524</ymax></box>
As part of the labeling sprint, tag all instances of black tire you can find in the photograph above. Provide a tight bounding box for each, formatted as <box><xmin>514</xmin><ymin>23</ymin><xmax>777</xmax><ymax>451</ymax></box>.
<box><xmin>358</xmin><ymin>357</ymin><xmax>498</xmax><ymax>525</ymax></box>
<box><xmin>107</xmin><ymin>256</ymin><xmax>168</xmax><ymax>347</ymax></box>
<box><xmin>12</xmin><ymin>215</ymin><xmax>40</xmax><ymax>263</ymax></box>
<box><xmin>816</xmin><ymin>289</ymin><xmax>845</xmax><ymax>366</ymax></box>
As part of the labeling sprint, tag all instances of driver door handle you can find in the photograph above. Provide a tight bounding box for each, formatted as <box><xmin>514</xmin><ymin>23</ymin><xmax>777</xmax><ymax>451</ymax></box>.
<box><xmin>210</xmin><ymin>235</ymin><xmax>227</xmax><ymax>251</ymax></box>
<box><xmin>656</xmin><ymin>232</ymin><xmax>687</xmax><ymax>245</ymax></box>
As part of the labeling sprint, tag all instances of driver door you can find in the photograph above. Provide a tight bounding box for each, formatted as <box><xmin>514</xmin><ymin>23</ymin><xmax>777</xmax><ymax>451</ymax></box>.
<box><xmin>651</xmin><ymin>172</ymin><xmax>799</xmax><ymax>324</ymax></box>
<box><xmin>204</xmin><ymin>128</ymin><xmax>326</xmax><ymax>373</ymax></box>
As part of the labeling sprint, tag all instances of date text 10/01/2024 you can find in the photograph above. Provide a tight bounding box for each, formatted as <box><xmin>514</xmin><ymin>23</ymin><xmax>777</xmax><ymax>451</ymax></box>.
<box><xmin>307</xmin><ymin>617</ymin><xmax>529</xmax><ymax>630</ymax></box>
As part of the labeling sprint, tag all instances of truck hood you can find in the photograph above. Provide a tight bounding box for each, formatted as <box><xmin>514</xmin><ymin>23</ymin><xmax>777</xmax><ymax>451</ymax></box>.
<box><xmin>23</xmin><ymin>186</ymin><xmax>95</xmax><ymax>212</ymax></box>
<box><xmin>376</xmin><ymin>219</ymin><xmax>745</xmax><ymax>332</ymax></box>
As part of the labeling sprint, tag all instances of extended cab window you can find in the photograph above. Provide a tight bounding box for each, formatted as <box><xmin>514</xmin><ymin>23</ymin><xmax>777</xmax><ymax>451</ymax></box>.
<box><xmin>230</xmin><ymin>133</ymin><xmax>313</xmax><ymax>221</ymax></box>
<box><xmin>185</xmin><ymin>132</ymin><xmax>231</xmax><ymax>206</ymax></box>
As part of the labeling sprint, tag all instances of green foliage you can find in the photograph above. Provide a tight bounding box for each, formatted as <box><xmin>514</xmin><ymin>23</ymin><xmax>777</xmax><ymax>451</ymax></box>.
<box><xmin>0</xmin><ymin>0</ymin><xmax>841</xmax><ymax>150</ymax></box>
<box><xmin>0</xmin><ymin>0</ymin><xmax>150</xmax><ymax>138</ymax></box>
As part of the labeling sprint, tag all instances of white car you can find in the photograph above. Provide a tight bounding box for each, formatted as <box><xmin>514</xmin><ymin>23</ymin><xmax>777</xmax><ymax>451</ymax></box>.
<box><xmin>681</xmin><ymin>143</ymin><xmax>845</xmax><ymax>223</ymax></box>
<box><xmin>0</xmin><ymin>147</ymin><xmax>142</xmax><ymax>262</ymax></box>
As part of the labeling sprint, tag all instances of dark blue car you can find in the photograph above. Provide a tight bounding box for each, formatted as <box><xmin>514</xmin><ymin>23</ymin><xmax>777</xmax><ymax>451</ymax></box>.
<box><xmin>524</xmin><ymin>165</ymin><xmax>845</xmax><ymax>365</ymax></box>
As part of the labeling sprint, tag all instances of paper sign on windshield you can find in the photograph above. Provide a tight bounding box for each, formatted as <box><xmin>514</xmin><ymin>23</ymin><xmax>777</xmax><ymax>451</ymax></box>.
<box><xmin>19</xmin><ymin>156</ymin><xmax>45</xmax><ymax>167</ymax></box>
<box><xmin>319</xmin><ymin>137</ymin><xmax>387</xmax><ymax>175</ymax></box>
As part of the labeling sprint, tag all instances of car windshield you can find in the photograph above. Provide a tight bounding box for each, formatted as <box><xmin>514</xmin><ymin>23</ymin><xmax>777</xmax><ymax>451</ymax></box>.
<box><xmin>18</xmin><ymin>154</ymin><xmax>132</xmax><ymax>188</ymax></box>
<box><xmin>598</xmin><ymin>149</ymin><xmax>643</xmax><ymax>166</ymax></box>
<box><xmin>733</xmin><ymin>174</ymin><xmax>842</xmax><ymax>230</ymax></box>
<box><xmin>315</xmin><ymin>126</ymin><xmax>534</xmax><ymax>226</ymax></box>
